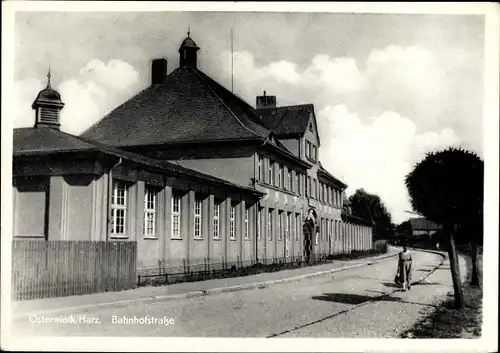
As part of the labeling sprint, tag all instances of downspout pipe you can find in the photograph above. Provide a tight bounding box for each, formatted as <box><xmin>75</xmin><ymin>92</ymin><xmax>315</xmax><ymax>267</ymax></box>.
<box><xmin>106</xmin><ymin>157</ymin><xmax>123</xmax><ymax>241</ymax></box>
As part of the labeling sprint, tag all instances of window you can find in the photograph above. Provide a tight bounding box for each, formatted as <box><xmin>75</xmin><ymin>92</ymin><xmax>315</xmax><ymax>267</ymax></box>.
<box><xmin>313</xmin><ymin>179</ymin><xmax>318</xmax><ymax>199</ymax></box>
<box><xmin>257</xmin><ymin>208</ymin><xmax>262</xmax><ymax>240</ymax></box>
<box><xmin>194</xmin><ymin>196</ymin><xmax>203</xmax><ymax>239</ymax></box>
<box><xmin>143</xmin><ymin>186</ymin><xmax>157</xmax><ymax>237</ymax></box>
<box><xmin>312</xmin><ymin>145</ymin><xmax>317</xmax><ymax>161</ymax></box>
<box><xmin>307</xmin><ymin>176</ymin><xmax>311</xmax><ymax>197</ymax></box>
<box><xmin>268</xmin><ymin>161</ymin><xmax>274</xmax><ymax>185</ymax></box>
<box><xmin>111</xmin><ymin>181</ymin><xmax>127</xmax><ymax>236</ymax></box>
<box><xmin>286</xmin><ymin>212</ymin><xmax>291</xmax><ymax>240</ymax></box>
<box><xmin>309</xmin><ymin>122</ymin><xmax>313</xmax><ymax>132</ymax></box>
<box><xmin>244</xmin><ymin>208</ymin><xmax>249</xmax><ymax>240</ymax></box>
<box><xmin>171</xmin><ymin>192</ymin><xmax>181</xmax><ymax>238</ymax></box>
<box><xmin>258</xmin><ymin>155</ymin><xmax>264</xmax><ymax>181</ymax></box>
<box><xmin>277</xmin><ymin>211</ymin><xmax>283</xmax><ymax>241</ymax></box>
<box><xmin>213</xmin><ymin>200</ymin><xmax>221</xmax><ymax>239</ymax></box>
<box><xmin>277</xmin><ymin>164</ymin><xmax>283</xmax><ymax>188</ymax></box>
<box><xmin>14</xmin><ymin>176</ymin><xmax>49</xmax><ymax>238</ymax></box>
<box><xmin>296</xmin><ymin>173</ymin><xmax>301</xmax><ymax>195</ymax></box>
<box><xmin>229</xmin><ymin>203</ymin><xmax>236</xmax><ymax>240</ymax></box>
<box><xmin>305</xmin><ymin>141</ymin><xmax>311</xmax><ymax>159</ymax></box>
<box><xmin>267</xmin><ymin>209</ymin><xmax>273</xmax><ymax>241</ymax></box>
<box><xmin>287</xmin><ymin>170</ymin><xmax>292</xmax><ymax>192</ymax></box>
<box><xmin>295</xmin><ymin>213</ymin><xmax>301</xmax><ymax>241</ymax></box>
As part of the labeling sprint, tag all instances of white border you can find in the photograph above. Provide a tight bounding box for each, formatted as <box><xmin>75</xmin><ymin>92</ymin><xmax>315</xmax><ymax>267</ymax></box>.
<box><xmin>1</xmin><ymin>2</ymin><xmax>499</xmax><ymax>352</ymax></box>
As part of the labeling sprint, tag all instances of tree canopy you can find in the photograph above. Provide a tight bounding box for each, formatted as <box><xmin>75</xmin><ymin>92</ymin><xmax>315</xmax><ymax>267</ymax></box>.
<box><xmin>404</xmin><ymin>147</ymin><xmax>483</xmax><ymax>230</ymax></box>
<box><xmin>348</xmin><ymin>189</ymin><xmax>394</xmax><ymax>239</ymax></box>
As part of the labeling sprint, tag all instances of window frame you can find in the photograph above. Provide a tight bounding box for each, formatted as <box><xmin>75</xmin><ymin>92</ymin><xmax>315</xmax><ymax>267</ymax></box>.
<box><xmin>258</xmin><ymin>155</ymin><xmax>264</xmax><ymax>181</ymax></box>
<box><xmin>267</xmin><ymin>209</ymin><xmax>273</xmax><ymax>241</ymax></box>
<box><xmin>213</xmin><ymin>199</ymin><xmax>221</xmax><ymax>239</ymax></box>
<box><xmin>257</xmin><ymin>208</ymin><xmax>262</xmax><ymax>240</ymax></box>
<box><xmin>229</xmin><ymin>203</ymin><xmax>236</xmax><ymax>240</ymax></box>
<box><xmin>143</xmin><ymin>185</ymin><xmax>158</xmax><ymax>238</ymax></box>
<box><xmin>194</xmin><ymin>196</ymin><xmax>203</xmax><ymax>239</ymax></box>
<box><xmin>277</xmin><ymin>164</ymin><xmax>283</xmax><ymax>188</ymax></box>
<box><xmin>277</xmin><ymin>211</ymin><xmax>283</xmax><ymax>241</ymax></box>
<box><xmin>268</xmin><ymin>161</ymin><xmax>275</xmax><ymax>186</ymax></box>
<box><xmin>244</xmin><ymin>207</ymin><xmax>250</xmax><ymax>240</ymax></box>
<box><xmin>171</xmin><ymin>191</ymin><xmax>182</xmax><ymax>239</ymax></box>
<box><xmin>110</xmin><ymin>180</ymin><xmax>128</xmax><ymax>237</ymax></box>
<box><xmin>295</xmin><ymin>213</ymin><xmax>300</xmax><ymax>241</ymax></box>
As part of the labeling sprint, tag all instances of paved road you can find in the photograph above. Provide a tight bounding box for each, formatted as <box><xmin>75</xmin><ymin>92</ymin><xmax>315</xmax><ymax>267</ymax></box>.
<box><xmin>13</xmin><ymin>250</ymin><xmax>455</xmax><ymax>338</ymax></box>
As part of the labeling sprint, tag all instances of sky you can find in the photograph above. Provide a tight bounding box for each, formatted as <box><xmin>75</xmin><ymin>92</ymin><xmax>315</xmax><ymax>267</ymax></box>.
<box><xmin>13</xmin><ymin>11</ymin><xmax>485</xmax><ymax>224</ymax></box>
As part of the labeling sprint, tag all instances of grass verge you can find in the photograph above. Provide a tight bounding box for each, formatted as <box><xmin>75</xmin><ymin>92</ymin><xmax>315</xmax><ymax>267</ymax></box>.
<box><xmin>401</xmin><ymin>249</ymin><xmax>483</xmax><ymax>338</ymax></box>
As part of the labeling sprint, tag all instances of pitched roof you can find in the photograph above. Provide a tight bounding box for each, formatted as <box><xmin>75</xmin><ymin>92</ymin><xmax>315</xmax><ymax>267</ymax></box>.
<box><xmin>256</xmin><ymin>104</ymin><xmax>314</xmax><ymax>137</ymax></box>
<box><xmin>13</xmin><ymin>127</ymin><xmax>264</xmax><ymax>196</ymax></box>
<box><xmin>81</xmin><ymin>66</ymin><xmax>271</xmax><ymax>147</ymax></box>
<box><xmin>409</xmin><ymin>217</ymin><xmax>440</xmax><ymax>231</ymax></box>
<box><xmin>14</xmin><ymin>127</ymin><xmax>99</xmax><ymax>156</ymax></box>
<box><xmin>317</xmin><ymin>162</ymin><xmax>348</xmax><ymax>188</ymax></box>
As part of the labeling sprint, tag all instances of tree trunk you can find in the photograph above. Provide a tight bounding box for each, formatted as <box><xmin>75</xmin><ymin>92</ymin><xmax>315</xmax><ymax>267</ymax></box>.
<box><xmin>446</xmin><ymin>223</ymin><xmax>464</xmax><ymax>309</ymax></box>
<box><xmin>470</xmin><ymin>241</ymin><xmax>480</xmax><ymax>287</ymax></box>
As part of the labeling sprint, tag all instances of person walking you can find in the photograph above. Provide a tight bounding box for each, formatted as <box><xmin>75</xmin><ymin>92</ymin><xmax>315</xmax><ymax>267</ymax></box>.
<box><xmin>396</xmin><ymin>246</ymin><xmax>413</xmax><ymax>291</ymax></box>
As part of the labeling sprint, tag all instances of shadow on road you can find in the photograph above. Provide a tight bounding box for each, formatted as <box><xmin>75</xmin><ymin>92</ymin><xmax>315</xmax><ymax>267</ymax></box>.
<box><xmin>381</xmin><ymin>282</ymin><xmax>400</xmax><ymax>288</ymax></box>
<box><xmin>312</xmin><ymin>293</ymin><xmax>373</xmax><ymax>305</ymax></box>
<box><xmin>311</xmin><ymin>292</ymin><xmax>439</xmax><ymax>308</ymax></box>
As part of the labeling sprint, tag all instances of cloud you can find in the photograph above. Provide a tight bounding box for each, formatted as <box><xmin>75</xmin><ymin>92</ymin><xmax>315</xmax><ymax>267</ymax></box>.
<box><xmin>214</xmin><ymin>45</ymin><xmax>469</xmax><ymax>223</ymax></box>
<box><xmin>14</xmin><ymin>78</ymin><xmax>44</xmax><ymax>128</ymax></box>
<box><xmin>15</xmin><ymin>59</ymin><xmax>141</xmax><ymax>135</ymax></box>
<box><xmin>317</xmin><ymin>105</ymin><xmax>461</xmax><ymax>224</ymax></box>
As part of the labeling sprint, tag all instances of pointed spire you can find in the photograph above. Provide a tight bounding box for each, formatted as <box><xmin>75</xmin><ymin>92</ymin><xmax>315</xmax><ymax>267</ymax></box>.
<box><xmin>47</xmin><ymin>66</ymin><xmax>52</xmax><ymax>88</ymax></box>
<box><xmin>187</xmin><ymin>25</ymin><xmax>191</xmax><ymax>38</ymax></box>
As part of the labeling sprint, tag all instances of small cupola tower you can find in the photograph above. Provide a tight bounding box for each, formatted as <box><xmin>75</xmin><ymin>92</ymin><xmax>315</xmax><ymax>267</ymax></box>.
<box><xmin>32</xmin><ymin>69</ymin><xmax>65</xmax><ymax>129</ymax></box>
<box><xmin>178</xmin><ymin>28</ymin><xmax>200</xmax><ymax>68</ymax></box>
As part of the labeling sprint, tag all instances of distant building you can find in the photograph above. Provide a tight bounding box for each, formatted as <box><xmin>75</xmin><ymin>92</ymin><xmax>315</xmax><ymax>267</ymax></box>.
<box><xmin>409</xmin><ymin>217</ymin><xmax>440</xmax><ymax>237</ymax></box>
<box><xmin>12</xmin><ymin>32</ymin><xmax>374</xmax><ymax>275</ymax></box>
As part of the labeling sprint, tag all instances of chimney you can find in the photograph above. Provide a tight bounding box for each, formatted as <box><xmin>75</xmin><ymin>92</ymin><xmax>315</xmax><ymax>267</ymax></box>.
<box><xmin>151</xmin><ymin>58</ymin><xmax>168</xmax><ymax>84</ymax></box>
<box><xmin>256</xmin><ymin>90</ymin><xmax>276</xmax><ymax>109</ymax></box>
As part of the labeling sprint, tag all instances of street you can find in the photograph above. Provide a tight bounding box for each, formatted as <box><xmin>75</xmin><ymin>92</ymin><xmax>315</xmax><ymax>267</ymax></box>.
<box><xmin>13</xmin><ymin>250</ymin><xmax>455</xmax><ymax>338</ymax></box>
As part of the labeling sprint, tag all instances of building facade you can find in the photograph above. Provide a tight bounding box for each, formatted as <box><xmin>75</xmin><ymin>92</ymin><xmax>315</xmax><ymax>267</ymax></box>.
<box><xmin>12</xmin><ymin>33</ymin><xmax>373</xmax><ymax>276</ymax></box>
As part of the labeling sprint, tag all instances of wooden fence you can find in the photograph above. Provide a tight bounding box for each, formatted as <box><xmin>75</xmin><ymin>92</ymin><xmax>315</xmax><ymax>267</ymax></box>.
<box><xmin>12</xmin><ymin>240</ymin><xmax>137</xmax><ymax>301</ymax></box>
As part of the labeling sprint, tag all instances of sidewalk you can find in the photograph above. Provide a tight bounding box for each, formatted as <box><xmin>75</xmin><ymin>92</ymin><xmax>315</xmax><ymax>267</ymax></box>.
<box><xmin>12</xmin><ymin>249</ymin><xmax>399</xmax><ymax>317</ymax></box>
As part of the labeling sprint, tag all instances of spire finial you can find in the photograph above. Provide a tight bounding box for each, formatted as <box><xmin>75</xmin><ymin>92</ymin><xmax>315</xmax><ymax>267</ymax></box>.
<box><xmin>187</xmin><ymin>25</ymin><xmax>191</xmax><ymax>38</ymax></box>
<box><xmin>47</xmin><ymin>66</ymin><xmax>52</xmax><ymax>88</ymax></box>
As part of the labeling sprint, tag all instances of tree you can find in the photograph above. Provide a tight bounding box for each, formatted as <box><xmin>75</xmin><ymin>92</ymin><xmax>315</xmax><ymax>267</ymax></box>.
<box><xmin>396</xmin><ymin>220</ymin><xmax>413</xmax><ymax>242</ymax></box>
<box><xmin>405</xmin><ymin>147</ymin><xmax>483</xmax><ymax>309</ymax></box>
<box><xmin>348</xmin><ymin>189</ymin><xmax>394</xmax><ymax>239</ymax></box>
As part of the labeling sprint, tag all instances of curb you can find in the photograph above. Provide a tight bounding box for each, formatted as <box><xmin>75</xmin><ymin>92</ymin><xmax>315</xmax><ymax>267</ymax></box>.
<box><xmin>13</xmin><ymin>252</ymin><xmax>399</xmax><ymax>319</ymax></box>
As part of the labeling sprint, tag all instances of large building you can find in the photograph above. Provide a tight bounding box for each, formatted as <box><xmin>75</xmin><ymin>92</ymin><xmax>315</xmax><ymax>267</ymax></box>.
<box><xmin>12</xmin><ymin>33</ymin><xmax>373</xmax><ymax>276</ymax></box>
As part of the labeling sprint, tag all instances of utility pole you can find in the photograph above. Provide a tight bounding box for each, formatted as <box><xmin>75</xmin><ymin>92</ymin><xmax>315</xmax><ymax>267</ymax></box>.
<box><xmin>231</xmin><ymin>27</ymin><xmax>234</xmax><ymax>93</ymax></box>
